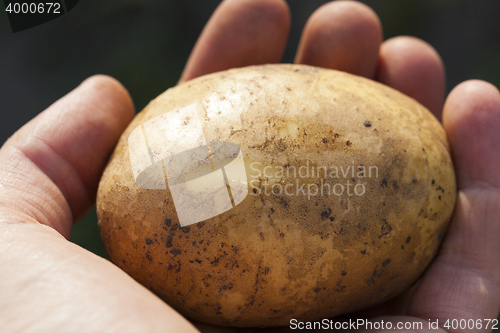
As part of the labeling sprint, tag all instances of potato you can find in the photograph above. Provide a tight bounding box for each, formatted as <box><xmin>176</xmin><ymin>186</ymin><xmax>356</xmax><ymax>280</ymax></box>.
<box><xmin>97</xmin><ymin>64</ymin><xmax>456</xmax><ymax>327</ymax></box>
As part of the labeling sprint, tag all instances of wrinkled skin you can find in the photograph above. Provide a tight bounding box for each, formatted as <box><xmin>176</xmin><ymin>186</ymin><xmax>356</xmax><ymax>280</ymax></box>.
<box><xmin>0</xmin><ymin>1</ymin><xmax>499</xmax><ymax>332</ymax></box>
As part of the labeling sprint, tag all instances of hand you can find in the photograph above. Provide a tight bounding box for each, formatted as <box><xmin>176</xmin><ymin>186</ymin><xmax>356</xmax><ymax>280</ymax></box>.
<box><xmin>1</xmin><ymin>1</ymin><xmax>498</xmax><ymax>333</ymax></box>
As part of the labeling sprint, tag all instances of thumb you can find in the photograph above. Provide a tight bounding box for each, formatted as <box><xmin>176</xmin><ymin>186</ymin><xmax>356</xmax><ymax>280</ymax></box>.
<box><xmin>0</xmin><ymin>75</ymin><xmax>134</xmax><ymax>238</ymax></box>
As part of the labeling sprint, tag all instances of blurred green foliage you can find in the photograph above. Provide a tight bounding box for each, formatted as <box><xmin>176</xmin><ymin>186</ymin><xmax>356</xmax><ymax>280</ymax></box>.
<box><xmin>70</xmin><ymin>208</ymin><xmax>108</xmax><ymax>258</ymax></box>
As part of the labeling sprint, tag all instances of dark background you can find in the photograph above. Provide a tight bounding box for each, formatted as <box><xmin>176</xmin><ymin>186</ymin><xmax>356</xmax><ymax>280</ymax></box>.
<box><xmin>0</xmin><ymin>0</ymin><xmax>499</xmax><ymax>316</ymax></box>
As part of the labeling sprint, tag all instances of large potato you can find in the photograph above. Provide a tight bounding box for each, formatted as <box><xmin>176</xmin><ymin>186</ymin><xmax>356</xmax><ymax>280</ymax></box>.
<box><xmin>97</xmin><ymin>64</ymin><xmax>456</xmax><ymax>327</ymax></box>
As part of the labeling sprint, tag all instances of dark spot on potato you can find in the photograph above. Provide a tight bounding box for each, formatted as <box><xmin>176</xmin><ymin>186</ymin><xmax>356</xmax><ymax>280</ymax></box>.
<box><xmin>279</xmin><ymin>197</ymin><xmax>289</xmax><ymax>208</ymax></box>
<box><xmin>314</xmin><ymin>288</ymin><xmax>322</xmax><ymax>293</ymax></box>
<box><xmin>382</xmin><ymin>259</ymin><xmax>391</xmax><ymax>267</ymax></box>
<box><xmin>406</xmin><ymin>236</ymin><xmax>411</xmax><ymax>244</ymax></box>
<box><xmin>373</xmin><ymin>266</ymin><xmax>381</xmax><ymax>277</ymax></box>
<box><xmin>341</xmin><ymin>270</ymin><xmax>347</xmax><ymax>276</ymax></box>
<box><xmin>329</xmin><ymin>216</ymin><xmax>335</xmax><ymax>221</ymax></box>
<box><xmin>259</xmin><ymin>232</ymin><xmax>265</xmax><ymax>241</ymax></box>
<box><xmin>222</xmin><ymin>284</ymin><xmax>234</xmax><ymax>290</ymax></box>
<box><xmin>145</xmin><ymin>238</ymin><xmax>153</xmax><ymax>245</ymax></box>
<box><xmin>145</xmin><ymin>252</ymin><xmax>153</xmax><ymax>262</ymax></box>
<box><xmin>164</xmin><ymin>218</ymin><xmax>172</xmax><ymax>227</ymax></box>
<box><xmin>361</xmin><ymin>250</ymin><xmax>367</xmax><ymax>255</ymax></box>
<box><xmin>346</xmin><ymin>140</ymin><xmax>352</xmax><ymax>146</ymax></box>
<box><xmin>381</xmin><ymin>178</ymin><xmax>387</xmax><ymax>187</ymax></box>
<box><xmin>166</xmin><ymin>234</ymin><xmax>173</xmax><ymax>248</ymax></box>
<box><xmin>432</xmin><ymin>179</ymin><xmax>435</xmax><ymax>185</ymax></box>
<box><xmin>169</xmin><ymin>249</ymin><xmax>182</xmax><ymax>257</ymax></box>
<box><xmin>321</xmin><ymin>208</ymin><xmax>332</xmax><ymax>219</ymax></box>
<box><xmin>392</xmin><ymin>181</ymin><xmax>399</xmax><ymax>190</ymax></box>
<box><xmin>322</xmin><ymin>137</ymin><xmax>328</xmax><ymax>143</ymax></box>
<box><xmin>363</xmin><ymin>120</ymin><xmax>372</xmax><ymax>127</ymax></box>
<box><xmin>380</xmin><ymin>219</ymin><xmax>392</xmax><ymax>238</ymax></box>
<box><xmin>438</xmin><ymin>195</ymin><xmax>442</xmax><ymax>200</ymax></box>
<box><xmin>335</xmin><ymin>285</ymin><xmax>346</xmax><ymax>293</ymax></box>
<box><xmin>250</xmin><ymin>138</ymin><xmax>271</xmax><ymax>150</ymax></box>
<box><xmin>182</xmin><ymin>227</ymin><xmax>190</xmax><ymax>233</ymax></box>
<box><xmin>384</xmin><ymin>273</ymin><xmax>398</xmax><ymax>282</ymax></box>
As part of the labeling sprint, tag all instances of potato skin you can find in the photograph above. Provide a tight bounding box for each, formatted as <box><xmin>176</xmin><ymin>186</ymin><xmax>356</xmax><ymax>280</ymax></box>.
<box><xmin>97</xmin><ymin>64</ymin><xmax>456</xmax><ymax>327</ymax></box>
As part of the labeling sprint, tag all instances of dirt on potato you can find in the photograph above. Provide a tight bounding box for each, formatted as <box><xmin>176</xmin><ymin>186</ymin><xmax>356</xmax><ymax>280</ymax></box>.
<box><xmin>97</xmin><ymin>64</ymin><xmax>456</xmax><ymax>327</ymax></box>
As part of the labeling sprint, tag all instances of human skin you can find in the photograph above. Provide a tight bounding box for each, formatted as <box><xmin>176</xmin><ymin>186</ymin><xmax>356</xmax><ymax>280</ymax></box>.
<box><xmin>0</xmin><ymin>1</ymin><xmax>499</xmax><ymax>332</ymax></box>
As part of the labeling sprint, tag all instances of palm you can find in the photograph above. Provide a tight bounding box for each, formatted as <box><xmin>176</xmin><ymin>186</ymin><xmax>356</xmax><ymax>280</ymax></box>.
<box><xmin>1</xmin><ymin>1</ymin><xmax>499</xmax><ymax>333</ymax></box>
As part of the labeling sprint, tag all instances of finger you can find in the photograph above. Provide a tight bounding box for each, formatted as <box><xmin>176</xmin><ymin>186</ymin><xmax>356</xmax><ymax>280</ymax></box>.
<box><xmin>0</xmin><ymin>214</ymin><xmax>199</xmax><ymax>332</ymax></box>
<box><xmin>443</xmin><ymin>80</ymin><xmax>500</xmax><ymax>189</ymax></box>
<box><xmin>376</xmin><ymin>36</ymin><xmax>446</xmax><ymax>118</ymax></box>
<box><xmin>295</xmin><ymin>1</ymin><xmax>382</xmax><ymax>78</ymax></box>
<box><xmin>0</xmin><ymin>75</ymin><xmax>134</xmax><ymax>238</ymax></box>
<box><xmin>179</xmin><ymin>0</ymin><xmax>290</xmax><ymax>83</ymax></box>
<box><xmin>407</xmin><ymin>81</ymin><xmax>500</xmax><ymax>330</ymax></box>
